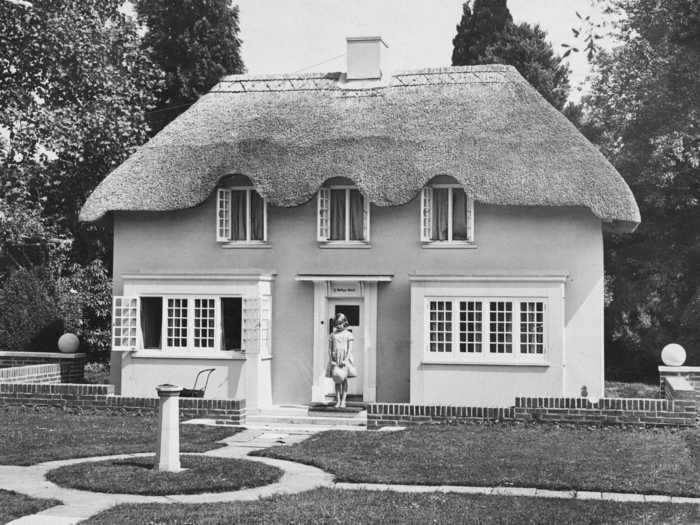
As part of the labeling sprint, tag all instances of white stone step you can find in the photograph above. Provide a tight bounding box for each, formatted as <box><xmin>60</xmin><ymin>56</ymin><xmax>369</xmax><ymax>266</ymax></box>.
<box><xmin>246</xmin><ymin>414</ymin><xmax>366</xmax><ymax>427</ymax></box>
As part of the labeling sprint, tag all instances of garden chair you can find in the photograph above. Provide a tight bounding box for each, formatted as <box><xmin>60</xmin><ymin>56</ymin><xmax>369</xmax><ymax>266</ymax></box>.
<box><xmin>180</xmin><ymin>368</ymin><xmax>215</xmax><ymax>398</ymax></box>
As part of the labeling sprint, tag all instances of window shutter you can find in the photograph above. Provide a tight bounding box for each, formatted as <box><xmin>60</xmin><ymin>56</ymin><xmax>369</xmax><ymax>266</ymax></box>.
<box><xmin>241</xmin><ymin>297</ymin><xmax>260</xmax><ymax>353</ymax></box>
<box><xmin>467</xmin><ymin>196</ymin><xmax>475</xmax><ymax>242</ymax></box>
<box><xmin>317</xmin><ymin>188</ymin><xmax>330</xmax><ymax>241</ymax></box>
<box><xmin>260</xmin><ymin>295</ymin><xmax>272</xmax><ymax>357</ymax></box>
<box><xmin>112</xmin><ymin>296</ymin><xmax>139</xmax><ymax>350</ymax></box>
<box><xmin>363</xmin><ymin>195</ymin><xmax>370</xmax><ymax>241</ymax></box>
<box><xmin>217</xmin><ymin>189</ymin><xmax>231</xmax><ymax>241</ymax></box>
<box><xmin>420</xmin><ymin>187</ymin><xmax>433</xmax><ymax>242</ymax></box>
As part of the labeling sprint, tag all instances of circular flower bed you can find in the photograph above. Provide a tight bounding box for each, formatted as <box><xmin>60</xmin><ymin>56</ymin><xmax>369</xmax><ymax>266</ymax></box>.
<box><xmin>46</xmin><ymin>454</ymin><xmax>282</xmax><ymax>496</ymax></box>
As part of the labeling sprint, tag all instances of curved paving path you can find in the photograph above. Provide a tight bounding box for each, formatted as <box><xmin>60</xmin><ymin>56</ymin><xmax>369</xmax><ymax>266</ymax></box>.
<box><xmin>2</xmin><ymin>427</ymin><xmax>699</xmax><ymax>524</ymax></box>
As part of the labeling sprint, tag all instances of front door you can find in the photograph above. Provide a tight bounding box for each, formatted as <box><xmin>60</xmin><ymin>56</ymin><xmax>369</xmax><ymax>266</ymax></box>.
<box><xmin>326</xmin><ymin>298</ymin><xmax>364</xmax><ymax>397</ymax></box>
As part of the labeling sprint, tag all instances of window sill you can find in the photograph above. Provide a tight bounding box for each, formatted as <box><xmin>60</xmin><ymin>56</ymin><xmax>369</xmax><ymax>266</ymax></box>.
<box><xmin>421</xmin><ymin>242</ymin><xmax>477</xmax><ymax>250</ymax></box>
<box><xmin>219</xmin><ymin>241</ymin><xmax>271</xmax><ymax>249</ymax></box>
<box><xmin>127</xmin><ymin>349</ymin><xmax>247</xmax><ymax>360</ymax></box>
<box><xmin>421</xmin><ymin>358</ymin><xmax>550</xmax><ymax>367</ymax></box>
<box><xmin>319</xmin><ymin>241</ymin><xmax>372</xmax><ymax>249</ymax></box>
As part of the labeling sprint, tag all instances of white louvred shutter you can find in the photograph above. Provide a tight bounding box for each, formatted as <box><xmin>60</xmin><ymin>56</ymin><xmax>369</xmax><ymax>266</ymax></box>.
<box><xmin>259</xmin><ymin>295</ymin><xmax>272</xmax><ymax>357</ymax></box>
<box><xmin>317</xmin><ymin>188</ymin><xmax>330</xmax><ymax>241</ymax></box>
<box><xmin>363</xmin><ymin>194</ymin><xmax>370</xmax><ymax>241</ymax></box>
<box><xmin>112</xmin><ymin>296</ymin><xmax>139</xmax><ymax>350</ymax></box>
<box><xmin>467</xmin><ymin>195</ymin><xmax>475</xmax><ymax>242</ymax></box>
<box><xmin>216</xmin><ymin>189</ymin><xmax>231</xmax><ymax>241</ymax></box>
<box><xmin>241</xmin><ymin>297</ymin><xmax>260</xmax><ymax>353</ymax></box>
<box><xmin>420</xmin><ymin>187</ymin><xmax>433</xmax><ymax>242</ymax></box>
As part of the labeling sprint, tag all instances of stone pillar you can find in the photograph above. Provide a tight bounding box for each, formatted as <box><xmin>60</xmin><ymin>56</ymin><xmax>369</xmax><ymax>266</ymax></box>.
<box><xmin>155</xmin><ymin>384</ymin><xmax>182</xmax><ymax>472</ymax></box>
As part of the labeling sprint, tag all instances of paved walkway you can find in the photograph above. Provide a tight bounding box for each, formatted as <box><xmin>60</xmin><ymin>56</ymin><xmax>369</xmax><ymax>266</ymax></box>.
<box><xmin>2</xmin><ymin>427</ymin><xmax>699</xmax><ymax>524</ymax></box>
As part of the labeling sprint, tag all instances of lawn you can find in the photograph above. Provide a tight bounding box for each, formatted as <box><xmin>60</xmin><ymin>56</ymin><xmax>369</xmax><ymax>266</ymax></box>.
<box><xmin>254</xmin><ymin>424</ymin><xmax>700</xmax><ymax>496</ymax></box>
<box><xmin>0</xmin><ymin>489</ymin><xmax>61</xmax><ymax>525</ymax></box>
<box><xmin>0</xmin><ymin>407</ymin><xmax>238</xmax><ymax>465</ymax></box>
<box><xmin>82</xmin><ymin>488</ymin><xmax>699</xmax><ymax>525</ymax></box>
<box><xmin>47</xmin><ymin>454</ymin><xmax>281</xmax><ymax>495</ymax></box>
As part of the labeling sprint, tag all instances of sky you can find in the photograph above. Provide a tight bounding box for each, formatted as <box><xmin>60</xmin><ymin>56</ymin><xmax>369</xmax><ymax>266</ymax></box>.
<box><xmin>234</xmin><ymin>0</ymin><xmax>612</xmax><ymax>100</ymax></box>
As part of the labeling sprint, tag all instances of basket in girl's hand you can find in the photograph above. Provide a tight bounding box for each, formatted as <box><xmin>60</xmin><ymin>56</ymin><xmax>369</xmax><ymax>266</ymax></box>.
<box><xmin>331</xmin><ymin>365</ymin><xmax>348</xmax><ymax>384</ymax></box>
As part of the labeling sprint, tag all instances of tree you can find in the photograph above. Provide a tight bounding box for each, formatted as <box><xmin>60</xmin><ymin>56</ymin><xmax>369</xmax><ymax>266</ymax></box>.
<box><xmin>452</xmin><ymin>0</ymin><xmax>571</xmax><ymax>110</ymax></box>
<box><xmin>580</xmin><ymin>0</ymin><xmax>700</xmax><ymax>376</ymax></box>
<box><xmin>135</xmin><ymin>0</ymin><xmax>245</xmax><ymax>133</ymax></box>
<box><xmin>0</xmin><ymin>0</ymin><xmax>163</xmax><ymax>261</ymax></box>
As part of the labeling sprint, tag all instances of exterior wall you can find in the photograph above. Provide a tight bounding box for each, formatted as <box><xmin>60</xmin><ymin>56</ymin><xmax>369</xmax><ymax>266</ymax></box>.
<box><xmin>113</xmin><ymin>191</ymin><xmax>603</xmax><ymax>405</ymax></box>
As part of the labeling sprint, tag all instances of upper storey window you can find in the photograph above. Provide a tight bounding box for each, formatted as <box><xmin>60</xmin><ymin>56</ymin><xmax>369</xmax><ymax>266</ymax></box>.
<box><xmin>421</xmin><ymin>185</ymin><xmax>474</xmax><ymax>244</ymax></box>
<box><xmin>217</xmin><ymin>187</ymin><xmax>267</xmax><ymax>243</ymax></box>
<box><xmin>317</xmin><ymin>186</ymin><xmax>370</xmax><ymax>243</ymax></box>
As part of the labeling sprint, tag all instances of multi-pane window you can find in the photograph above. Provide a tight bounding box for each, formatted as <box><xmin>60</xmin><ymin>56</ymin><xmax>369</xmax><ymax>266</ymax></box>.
<box><xmin>428</xmin><ymin>301</ymin><xmax>453</xmax><ymax>353</ymax></box>
<box><xmin>421</xmin><ymin>186</ymin><xmax>474</xmax><ymax>242</ymax></box>
<box><xmin>426</xmin><ymin>298</ymin><xmax>546</xmax><ymax>360</ymax></box>
<box><xmin>459</xmin><ymin>301</ymin><xmax>482</xmax><ymax>353</ymax></box>
<box><xmin>216</xmin><ymin>187</ymin><xmax>267</xmax><ymax>242</ymax></box>
<box><xmin>193</xmin><ymin>298</ymin><xmax>216</xmax><ymax>349</ymax></box>
<box><xmin>520</xmin><ymin>301</ymin><xmax>545</xmax><ymax>354</ymax></box>
<box><xmin>113</xmin><ymin>295</ymin><xmax>271</xmax><ymax>353</ymax></box>
<box><xmin>317</xmin><ymin>187</ymin><xmax>370</xmax><ymax>242</ymax></box>
<box><xmin>113</xmin><ymin>297</ymin><xmax>138</xmax><ymax>349</ymax></box>
<box><xmin>166</xmin><ymin>298</ymin><xmax>188</xmax><ymax>348</ymax></box>
<box><xmin>489</xmin><ymin>301</ymin><xmax>513</xmax><ymax>354</ymax></box>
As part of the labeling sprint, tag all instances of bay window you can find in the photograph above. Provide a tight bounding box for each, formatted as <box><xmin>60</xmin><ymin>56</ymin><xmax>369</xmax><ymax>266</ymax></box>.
<box><xmin>426</xmin><ymin>298</ymin><xmax>546</xmax><ymax>361</ymax></box>
<box><xmin>317</xmin><ymin>187</ymin><xmax>370</xmax><ymax>242</ymax></box>
<box><xmin>421</xmin><ymin>186</ymin><xmax>474</xmax><ymax>243</ymax></box>
<box><xmin>217</xmin><ymin>187</ymin><xmax>267</xmax><ymax>243</ymax></box>
<box><xmin>112</xmin><ymin>295</ymin><xmax>261</xmax><ymax>353</ymax></box>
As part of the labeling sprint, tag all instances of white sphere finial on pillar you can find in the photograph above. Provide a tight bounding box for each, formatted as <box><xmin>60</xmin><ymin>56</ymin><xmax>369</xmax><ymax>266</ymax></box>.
<box><xmin>155</xmin><ymin>384</ymin><xmax>182</xmax><ymax>472</ymax></box>
<box><xmin>661</xmin><ymin>343</ymin><xmax>686</xmax><ymax>367</ymax></box>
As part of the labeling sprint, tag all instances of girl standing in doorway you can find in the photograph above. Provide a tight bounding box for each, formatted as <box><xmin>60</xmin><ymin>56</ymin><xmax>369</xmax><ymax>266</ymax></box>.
<box><xmin>326</xmin><ymin>313</ymin><xmax>357</xmax><ymax>408</ymax></box>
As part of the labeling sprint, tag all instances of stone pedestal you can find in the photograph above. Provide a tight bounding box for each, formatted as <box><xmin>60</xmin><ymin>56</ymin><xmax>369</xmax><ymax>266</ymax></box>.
<box><xmin>155</xmin><ymin>384</ymin><xmax>182</xmax><ymax>472</ymax></box>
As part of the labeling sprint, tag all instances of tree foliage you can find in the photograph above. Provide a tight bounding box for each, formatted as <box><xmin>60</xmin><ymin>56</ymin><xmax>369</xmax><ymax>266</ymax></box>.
<box><xmin>452</xmin><ymin>0</ymin><xmax>570</xmax><ymax>110</ymax></box>
<box><xmin>0</xmin><ymin>0</ymin><xmax>163</xmax><ymax>261</ymax></box>
<box><xmin>581</xmin><ymin>0</ymin><xmax>700</xmax><ymax>376</ymax></box>
<box><xmin>135</xmin><ymin>0</ymin><xmax>245</xmax><ymax>133</ymax></box>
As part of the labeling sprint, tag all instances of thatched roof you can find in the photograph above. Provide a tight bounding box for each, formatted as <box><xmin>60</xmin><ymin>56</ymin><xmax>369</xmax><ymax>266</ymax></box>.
<box><xmin>79</xmin><ymin>65</ymin><xmax>640</xmax><ymax>232</ymax></box>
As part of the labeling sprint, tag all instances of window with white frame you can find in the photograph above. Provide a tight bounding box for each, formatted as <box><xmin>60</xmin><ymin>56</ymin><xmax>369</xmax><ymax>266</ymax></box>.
<box><xmin>112</xmin><ymin>295</ymin><xmax>271</xmax><ymax>353</ymax></box>
<box><xmin>425</xmin><ymin>298</ymin><xmax>546</xmax><ymax>361</ymax></box>
<box><xmin>317</xmin><ymin>187</ymin><xmax>370</xmax><ymax>242</ymax></box>
<box><xmin>217</xmin><ymin>187</ymin><xmax>267</xmax><ymax>243</ymax></box>
<box><xmin>421</xmin><ymin>186</ymin><xmax>474</xmax><ymax>243</ymax></box>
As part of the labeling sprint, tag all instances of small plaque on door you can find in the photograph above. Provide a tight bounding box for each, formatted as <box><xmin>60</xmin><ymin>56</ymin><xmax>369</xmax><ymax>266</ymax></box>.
<box><xmin>328</xmin><ymin>281</ymin><xmax>362</xmax><ymax>297</ymax></box>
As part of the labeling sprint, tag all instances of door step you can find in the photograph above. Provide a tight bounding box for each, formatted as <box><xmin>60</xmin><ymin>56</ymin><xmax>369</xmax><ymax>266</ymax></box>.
<box><xmin>247</xmin><ymin>404</ymin><xmax>367</xmax><ymax>428</ymax></box>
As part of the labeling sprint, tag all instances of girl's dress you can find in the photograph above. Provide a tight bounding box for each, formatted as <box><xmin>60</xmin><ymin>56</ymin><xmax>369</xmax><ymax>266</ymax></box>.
<box><xmin>326</xmin><ymin>328</ymin><xmax>358</xmax><ymax>378</ymax></box>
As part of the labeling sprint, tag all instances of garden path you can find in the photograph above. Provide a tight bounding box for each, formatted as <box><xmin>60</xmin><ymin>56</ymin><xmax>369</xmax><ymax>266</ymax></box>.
<box><xmin>2</xmin><ymin>427</ymin><xmax>699</xmax><ymax>524</ymax></box>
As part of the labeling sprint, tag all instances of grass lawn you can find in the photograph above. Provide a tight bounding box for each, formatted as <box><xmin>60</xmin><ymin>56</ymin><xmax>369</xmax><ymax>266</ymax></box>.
<box><xmin>254</xmin><ymin>424</ymin><xmax>700</xmax><ymax>496</ymax></box>
<box><xmin>0</xmin><ymin>407</ymin><xmax>238</xmax><ymax>465</ymax></box>
<box><xmin>46</xmin><ymin>454</ymin><xmax>281</xmax><ymax>496</ymax></box>
<box><xmin>82</xmin><ymin>488</ymin><xmax>699</xmax><ymax>525</ymax></box>
<box><xmin>0</xmin><ymin>489</ymin><xmax>61</xmax><ymax>525</ymax></box>
<box><xmin>604</xmin><ymin>380</ymin><xmax>660</xmax><ymax>398</ymax></box>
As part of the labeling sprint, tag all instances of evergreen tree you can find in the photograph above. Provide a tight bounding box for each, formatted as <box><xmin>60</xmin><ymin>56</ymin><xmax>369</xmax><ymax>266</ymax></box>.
<box><xmin>136</xmin><ymin>0</ymin><xmax>245</xmax><ymax>133</ymax></box>
<box><xmin>452</xmin><ymin>0</ymin><xmax>570</xmax><ymax>110</ymax></box>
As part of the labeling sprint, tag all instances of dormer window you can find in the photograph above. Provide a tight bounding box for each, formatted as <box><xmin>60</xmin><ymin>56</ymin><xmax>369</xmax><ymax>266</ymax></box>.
<box><xmin>317</xmin><ymin>186</ymin><xmax>370</xmax><ymax>243</ymax></box>
<box><xmin>217</xmin><ymin>187</ymin><xmax>267</xmax><ymax>244</ymax></box>
<box><xmin>421</xmin><ymin>185</ymin><xmax>474</xmax><ymax>244</ymax></box>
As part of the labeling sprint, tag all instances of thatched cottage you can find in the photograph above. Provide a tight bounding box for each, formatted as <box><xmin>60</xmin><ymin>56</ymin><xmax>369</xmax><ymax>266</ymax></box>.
<box><xmin>81</xmin><ymin>37</ymin><xmax>640</xmax><ymax>408</ymax></box>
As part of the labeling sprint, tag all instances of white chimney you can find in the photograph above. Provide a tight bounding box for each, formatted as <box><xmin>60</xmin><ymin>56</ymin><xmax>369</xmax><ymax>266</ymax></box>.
<box><xmin>346</xmin><ymin>36</ymin><xmax>388</xmax><ymax>80</ymax></box>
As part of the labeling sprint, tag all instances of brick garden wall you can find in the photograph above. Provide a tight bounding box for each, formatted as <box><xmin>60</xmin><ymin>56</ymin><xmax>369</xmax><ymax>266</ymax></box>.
<box><xmin>0</xmin><ymin>352</ymin><xmax>85</xmax><ymax>382</ymax></box>
<box><xmin>368</xmin><ymin>373</ymin><xmax>697</xmax><ymax>429</ymax></box>
<box><xmin>0</xmin><ymin>383</ymin><xmax>246</xmax><ymax>424</ymax></box>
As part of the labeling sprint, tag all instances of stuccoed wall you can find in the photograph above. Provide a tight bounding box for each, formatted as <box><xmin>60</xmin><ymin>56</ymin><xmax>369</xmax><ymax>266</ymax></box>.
<box><xmin>113</xmin><ymin>190</ymin><xmax>603</xmax><ymax>404</ymax></box>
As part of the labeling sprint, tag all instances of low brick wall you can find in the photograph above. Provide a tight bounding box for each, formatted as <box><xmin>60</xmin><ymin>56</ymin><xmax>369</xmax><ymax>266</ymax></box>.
<box><xmin>0</xmin><ymin>364</ymin><xmax>65</xmax><ymax>384</ymax></box>
<box><xmin>0</xmin><ymin>383</ymin><xmax>246</xmax><ymax>424</ymax></box>
<box><xmin>660</xmin><ymin>366</ymin><xmax>700</xmax><ymax>407</ymax></box>
<box><xmin>368</xmin><ymin>376</ymin><xmax>697</xmax><ymax>429</ymax></box>
<box><xmin>0</xmin><ymin>352</ymin><xmax>85</xmax><ymax>382</ymax></box>
<box><xmin>367</xmin><ymin>404</ymin><xmax>514</xmax><ymax>429</ymax></box>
